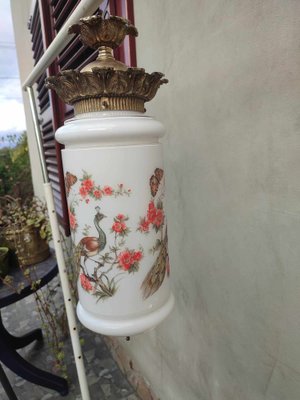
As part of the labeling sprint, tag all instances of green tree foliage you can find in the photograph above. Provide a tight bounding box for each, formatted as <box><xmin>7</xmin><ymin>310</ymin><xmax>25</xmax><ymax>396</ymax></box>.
<box><xmin>0</xmin><ymin>133</ymin><xmax>33</xmax><ymax>200</ymax></box>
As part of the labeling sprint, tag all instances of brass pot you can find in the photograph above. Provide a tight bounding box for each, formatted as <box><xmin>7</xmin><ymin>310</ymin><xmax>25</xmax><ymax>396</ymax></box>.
<box><xmin>4</xmin><ymin>226</ymin><xmax>50</xmax><ymax>266</ymax></box>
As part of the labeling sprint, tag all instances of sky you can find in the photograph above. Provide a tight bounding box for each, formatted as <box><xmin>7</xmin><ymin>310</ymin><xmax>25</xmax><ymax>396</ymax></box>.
<box><xmin>0</xmin><ymin>0</ymin><xmax>26</xmax><ymax>144</ymax></box>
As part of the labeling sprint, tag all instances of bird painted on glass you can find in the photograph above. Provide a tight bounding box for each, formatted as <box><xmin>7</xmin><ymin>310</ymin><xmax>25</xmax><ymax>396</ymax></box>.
<box><xmin>74</xmin><ymin>206</ymin><xmax>107</xmax><ymax>273</ymax></box>
<box><xmin>140</xmin><ymin>167</ymin><xmax>170</xmax><ymax>299</ymax></box>
<box><xmin>141</xmin><ymin>229</ymin><xmax>169</xmax><ymax>299</ymax></box>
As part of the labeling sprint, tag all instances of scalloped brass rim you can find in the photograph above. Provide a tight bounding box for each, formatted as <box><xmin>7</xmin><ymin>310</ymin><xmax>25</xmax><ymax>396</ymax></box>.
<box><xmin>46</xmin><ymin>68</ymin><xmax>168</xmax><ymax>114</ymax></box>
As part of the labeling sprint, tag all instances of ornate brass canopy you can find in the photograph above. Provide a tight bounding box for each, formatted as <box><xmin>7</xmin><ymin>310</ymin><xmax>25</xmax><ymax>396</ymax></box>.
<box><xmin>46</xmin><ymin>12</ymin><xmax>168</xmax><ymax>114</ymax></box>
<box><xmin>69</xmin><ymin>14</ymin><xmax>138</xmax><ymax>50</ymax></box>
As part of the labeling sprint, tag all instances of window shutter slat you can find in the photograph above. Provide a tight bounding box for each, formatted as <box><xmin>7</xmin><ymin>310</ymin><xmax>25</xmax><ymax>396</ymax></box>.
<box><xmin>48</xmin><ymin>172</ymin><xmax>60</xmax><ymax>184</ymax></box>
<box><xmin>51</xmin><ymin>181</ymin><xmax>62</xmax><ymax>193</ymax></box>
<box><xmin>43</xmin><ymin>132</ymin><xmax>55</xmax><ymax>141</ymax></box>
<box><xmin>44</xmin><ymin>148</ymin><xmax>57</xmax><ymax>157</ymax></box>
<box><xmin>43</xmin><ymin>140</ymin><xmax>56</xmax><ymax>149</ymax></box>
<box><xmin>47</xmin><ymin>165</ymin><xmax>59</xmax><ymax>174</ymax></box>
<box><xmin>51</xmin><ymin>0</ymin><xmax>66</xmax><ymax>18</ymax></box>
<box><xmin>46</xmin><ymin>157</ymin><xmax>58</xmax><ymax>167</ymax></box>
<box><xmin>54</xmin><ymin>1</ymin><xmax>80</xmax><ymax>31</ymax></box>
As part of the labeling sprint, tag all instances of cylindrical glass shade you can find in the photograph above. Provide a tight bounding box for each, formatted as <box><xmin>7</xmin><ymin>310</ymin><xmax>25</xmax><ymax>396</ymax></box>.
<box><xmin>56</xmin><ymin>111</ymin><xmax>174</xmax><ymax>336</ymax></box>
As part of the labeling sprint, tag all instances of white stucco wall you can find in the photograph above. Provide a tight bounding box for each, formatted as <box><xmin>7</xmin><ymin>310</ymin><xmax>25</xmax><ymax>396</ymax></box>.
<box><xmin>10</xmin><ymin>0</ymin><xmax>44</xmax><ymax>199</ymax></box>
<box><xmin>122</xmin><ymin>1</ymin><xmax>300</xmax><ymax>399</ymax></box>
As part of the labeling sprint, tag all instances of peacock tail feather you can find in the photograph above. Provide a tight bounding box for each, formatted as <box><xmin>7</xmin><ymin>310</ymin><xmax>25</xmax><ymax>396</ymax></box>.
<box><xmin>141</xmin><ymin>230</ymin><xmax>168</xmax><ymax>299</ymax></box>
<box><xmin>73</xmin><ymin>241</ymin><xmax>84</xmax><ymax>277</ymax></box>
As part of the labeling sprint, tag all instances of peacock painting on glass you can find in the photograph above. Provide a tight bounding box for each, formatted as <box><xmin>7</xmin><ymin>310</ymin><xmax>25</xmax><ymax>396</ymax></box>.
<box><xmin>65</xmin><ymin>168</ymin><xmax>170</xmax><ymax>302</ymax></box>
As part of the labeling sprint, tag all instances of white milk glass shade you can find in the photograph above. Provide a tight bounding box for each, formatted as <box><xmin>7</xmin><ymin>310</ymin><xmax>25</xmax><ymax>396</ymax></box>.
<box><xmin>56</xmin><ymin>111</ymin><xmax>174</xmax><ymax>336</ymax></box>
<box><xmin>47</xmin><ymin>12</ymin><xmax>174</xmax><ymax>336</ymax></box>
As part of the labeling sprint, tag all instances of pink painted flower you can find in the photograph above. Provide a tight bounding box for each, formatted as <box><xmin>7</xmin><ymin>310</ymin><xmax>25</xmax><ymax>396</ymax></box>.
<box><xmin>112</xmin><ymin>221</ymin><xmax>127</xmax><ymax>233</ymax></box>
<box><xmin>116</xmin><ymin>213</ymin><xmax>125</xmax><ymax>221</ymax></box>
<box><xmin>82</xmin><ymin>178</ymin><xmax>94</xmax><ymax>192</ymax></box>
<box><xmin>139</xmin><ymin>218</ymin><xmax>150</xmax><ymax>232</ymax></box>
<box><xmin>79</xmin><ymin>186</ymin><xmax>88</xmax><ymax>198</ymax></box>
<box><xmin>80</xmin><ymin>274</ymin><xmax>93</xmax><ymax>292</ymax></box>
<box><xmin>85</xmin><ymin>199</ymin><xmax>90</xmax><ymax>204</ymax></box>
<box><xmin>153</xmin><ymin>208</ymin><xmax>164</xmax><ymax>228</ymax></box>
<box><xmin>148</xmin><ymin>201</ymin><xmax>155</xmax><ymax>211</ymax></box>
<box><xmin>93</xmin><ymin>189</ymin><xmax>102</xmax><ymax>199</ymax></box>
<box><xmin>147</xmin><ymin>201</ymin><xmax>157</xmax><ymax>223</ymax></box>
<box><xmin>132</xmin><ymin>250</ymin><xmax>143</xmax><ymax>262</ymax></box>
<box><xmin>68</xmin><ymin>209</ymin><xmax>77</xmax><ymax>231</ymax></box>
<box><xmin>103</xmin><ymin>186</ymin><xmax>113</xmax><ymax>196</ymax></box>
<box><xmin>145</xmin><ymin>201</ymin><xmax>164</xmax><ymax>228</ymax></box>
<box><xmin>118</xmin><ymin>250</ymin><xmax>133</xmax><ymax>270</ymax></box>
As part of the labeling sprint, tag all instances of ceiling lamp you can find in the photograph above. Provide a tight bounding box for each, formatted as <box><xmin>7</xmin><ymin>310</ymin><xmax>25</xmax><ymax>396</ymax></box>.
<box><xmin>46</xmin><ymin>11</ymin><xmax>174</xmax><ymax>336</ymax></box>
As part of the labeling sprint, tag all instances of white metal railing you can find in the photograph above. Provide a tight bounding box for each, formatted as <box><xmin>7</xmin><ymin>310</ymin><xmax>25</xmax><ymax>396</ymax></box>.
<box><xmin>22</xmin><ymin>1</ymin><xmax>104</xmax><ymax>399</ymax></box>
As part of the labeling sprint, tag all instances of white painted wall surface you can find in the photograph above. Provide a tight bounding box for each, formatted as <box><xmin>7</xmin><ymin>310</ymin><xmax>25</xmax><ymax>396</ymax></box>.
<box><xmin>122</xmin><ymin>1</ymin><xmax>300</xmax><ymax>399</ymax></box>
<box><xmin>10</xmin><ymin>0</ymin><xmax>44</xmax><ymax>199</ymax></box>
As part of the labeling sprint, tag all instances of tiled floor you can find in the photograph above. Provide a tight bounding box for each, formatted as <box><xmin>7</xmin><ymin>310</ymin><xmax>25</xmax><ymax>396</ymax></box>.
<box><xmin>0</xmin><ymin>290</ymin><xmax>140</xmax><ymax>400</ymax></box>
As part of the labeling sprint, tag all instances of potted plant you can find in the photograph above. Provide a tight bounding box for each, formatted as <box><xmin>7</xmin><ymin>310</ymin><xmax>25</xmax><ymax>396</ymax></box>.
<box><xmin>0</xmin><ymin>196</ymin><xmax>51</xmax><ymax>266</ymax></box>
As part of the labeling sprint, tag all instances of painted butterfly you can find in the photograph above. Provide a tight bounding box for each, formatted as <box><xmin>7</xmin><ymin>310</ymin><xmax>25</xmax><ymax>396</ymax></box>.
<box><xmin>65</xmin><ymin>172</ymin><xmax>77</xmax><ymax>196</ymax></box>
<box><xmin>149</xmin><ymin>168</ymin><xmax>164</xmax><ymax>197</ymax></box>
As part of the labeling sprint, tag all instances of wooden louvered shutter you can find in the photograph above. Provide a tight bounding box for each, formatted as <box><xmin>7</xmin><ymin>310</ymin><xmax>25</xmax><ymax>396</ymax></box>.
<box><xmin>29</xmin><ymin>0</ymin><xmax>136</xmax><ymax>236</ymax></box>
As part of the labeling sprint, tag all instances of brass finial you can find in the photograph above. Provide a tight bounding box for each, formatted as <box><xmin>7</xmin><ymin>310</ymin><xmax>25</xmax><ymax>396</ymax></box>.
<box><xmin>46</xmin><ymin>12</ymin><xmax>168</xmax><ymax>114</ymax></box>
<box><xmin>68</xmin><ymin>13</ymin><xmax>138</xmax><ymax>49</ymax></box>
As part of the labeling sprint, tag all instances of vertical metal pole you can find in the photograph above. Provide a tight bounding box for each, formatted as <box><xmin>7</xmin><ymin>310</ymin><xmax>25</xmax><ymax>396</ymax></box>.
<box><xmin>26</xmin><ymin>86</ymin><xmax>91</xmax><ymax>400</ymax></box>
